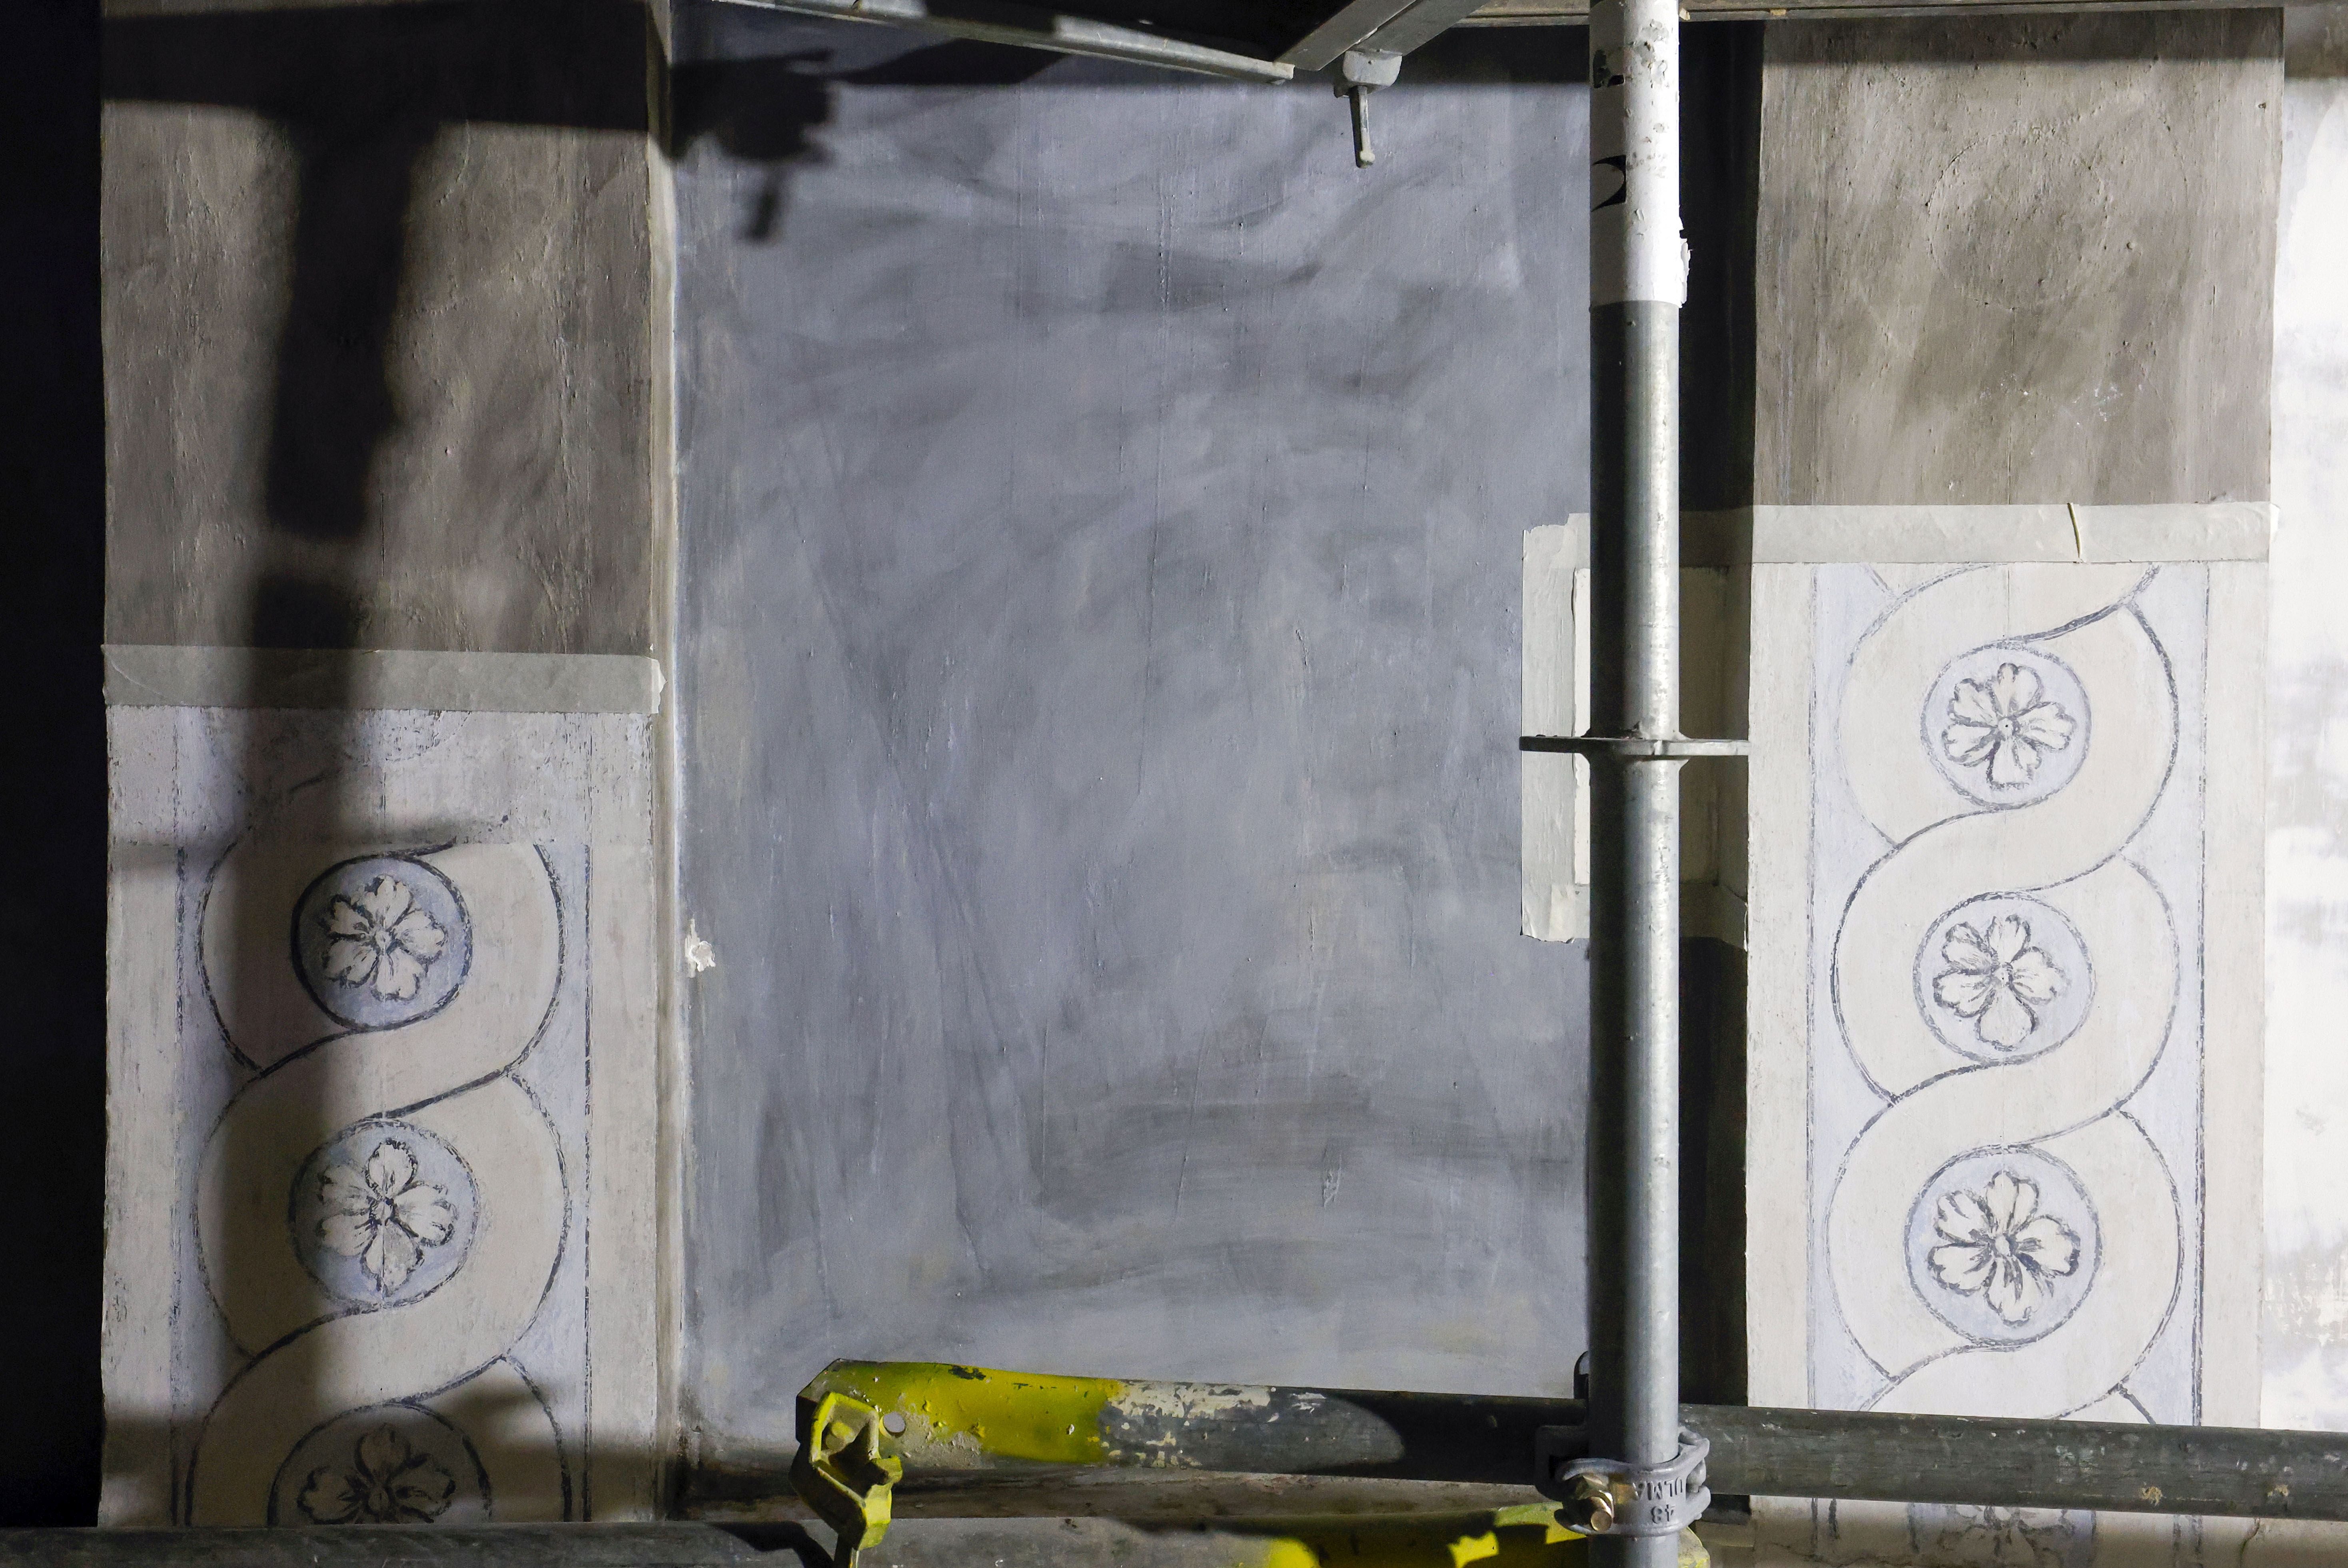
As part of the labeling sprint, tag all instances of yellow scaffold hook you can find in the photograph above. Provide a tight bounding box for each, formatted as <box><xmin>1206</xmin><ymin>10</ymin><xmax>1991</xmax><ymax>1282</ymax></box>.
<box><xmin>790</xmin><ymin>1392</ymin><xmax>904</xmax><ymax>1568</ymax></box>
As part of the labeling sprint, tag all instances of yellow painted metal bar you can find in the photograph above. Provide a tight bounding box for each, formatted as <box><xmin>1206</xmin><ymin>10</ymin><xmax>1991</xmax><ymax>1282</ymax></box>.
<box><xmin>1215</xmin><ymin>1506</ymin><xmax>1699</xmax><ymax>1567</ymax></box>
<box><xmin>791</xmin><ymin>1364</ymin><xmax>1710</xmax><ymax>1567</ymax></box>
<box><xmin>1210</xmin><ymin>1508</ymin><xmax>1619</xmax><ymax>1568</ymax></box>
<box><xmin>799</xmin><ymin>1360</ymin><xmax>1128</xmax><ymax>1468</ymax></box>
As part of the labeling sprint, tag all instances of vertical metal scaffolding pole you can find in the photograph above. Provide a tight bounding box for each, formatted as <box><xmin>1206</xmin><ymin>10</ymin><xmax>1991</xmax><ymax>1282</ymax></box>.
<box><xmin>1585</xmin><ymin>0</ymin><xmax>1683</xmax><ymax>1561</ymax></box>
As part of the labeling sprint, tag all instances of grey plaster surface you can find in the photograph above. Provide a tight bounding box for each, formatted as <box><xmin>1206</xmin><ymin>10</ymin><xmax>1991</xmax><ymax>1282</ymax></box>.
<box><xmin>1756</xmin><ymin>10</ymin><xmax>2282</xmax><ymax>507</ymax></box>
<box><xmin>669</xmin><ymin>10</ymin><xmax>1595</xmax><ymax>1450</ymax></box>
<box><xmin>100</xmin><ymin>1</ymin><xmax>659</xmax><ymax>655</ymax></box>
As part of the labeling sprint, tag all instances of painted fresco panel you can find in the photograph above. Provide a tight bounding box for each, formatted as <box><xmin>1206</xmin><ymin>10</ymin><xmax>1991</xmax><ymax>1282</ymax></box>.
<box><xmin>1749</xmin><ymin>555</ymin><xmax>2263</xmax><ymax>1565</ymax></box>
<box><xmin>100</xmin><ymin>704</ymin><xmax>659</xmax><ymax>1525</ymax></box>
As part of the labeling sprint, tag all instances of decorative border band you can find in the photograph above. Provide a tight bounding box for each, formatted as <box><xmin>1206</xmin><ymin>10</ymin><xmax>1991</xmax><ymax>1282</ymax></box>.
<box><xmin>1680</xmin><ymin>503</ymin><xmax>2274</xmax><ymax>567</ymax></box>
<box><xmin>102</xmin><ymin>646</ymin><xmax>666</xmax><ymax>715</ymax></box>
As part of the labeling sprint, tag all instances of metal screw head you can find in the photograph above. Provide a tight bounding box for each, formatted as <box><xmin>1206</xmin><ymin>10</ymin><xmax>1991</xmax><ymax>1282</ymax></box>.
<box><xmin>1566</xmin><ymin>1474</ymin><xmax>1617</xmax><ymax>1534</ymax></box>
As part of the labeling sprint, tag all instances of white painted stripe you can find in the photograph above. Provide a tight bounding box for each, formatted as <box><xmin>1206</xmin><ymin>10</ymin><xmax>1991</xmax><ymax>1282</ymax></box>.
<box><xmin>102</xmin><ymin>645</ymin><xmax>666</xmax><ymax>714</ymax></box>
<box><xmin>1589</xmin><ymin>0</ymin><xmax>1687</xmax><ymax>307</ymax></box>
<box><xmin>1655</xmin><ymin>502</ymin><xmax>2273</xmax><ymax>565</ymax></box>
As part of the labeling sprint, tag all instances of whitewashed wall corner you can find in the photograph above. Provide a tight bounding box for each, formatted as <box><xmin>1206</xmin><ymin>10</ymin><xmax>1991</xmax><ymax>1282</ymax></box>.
<box><xmin>1523</xmin><ymin>521</ymin><xmax>1591</xmax><ymax>942</ymax></box>
<box><xmin>1522</xmin><ymin>516</ymin><xmax>1748</xmax><ymax>948</ymax></box>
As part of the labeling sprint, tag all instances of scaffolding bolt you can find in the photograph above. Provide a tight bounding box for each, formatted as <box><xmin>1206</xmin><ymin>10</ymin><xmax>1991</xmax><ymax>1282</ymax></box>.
<box><xmin>1335</xmin><ymin>48</ymin><xmax>1400</xmax><ymax>168</ymax></box>
<box><xmin>1563</xmin><ymin>1473</ymin><xmax>1619</xmax><ymax>1534</ymax></box>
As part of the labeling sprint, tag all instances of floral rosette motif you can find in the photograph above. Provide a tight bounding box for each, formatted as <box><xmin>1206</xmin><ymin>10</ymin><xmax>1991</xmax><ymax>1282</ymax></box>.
<box><xmin>297</xmin><ymin>1426</ymin><xmax>458</xmax><ymax>1525</ymax></box>
<box><xmin>315</xmin><ymin>1139</ymin><xmax>458</xmax><ymax>1295</ymax></box>
<box><xmin>321</xmin><ymin>877</ymin><xmax>449</xmax><ymax>1003</ymax></box>
<box><xmin>1922</xmin><ymin>644</ymin><xmax>2092</xmax><ymax>809</ymax></box>
<box><xmin>1941</xmin><ymin>661</ymin><xmax>2076</xmax><ymax>790</ymax></box>
<box><xmin>289</xmin><ymin>1121</ymin><xmax>477</xmax><ymax>1307</ymax></box>
<box><xmin>1932</xmin><ymin>914</ymin><xmax>2064</xmax><ymax>1051</ymax></box>
<box><xmin>1904</xmin><ymin>1147</ymin><xmax>2101</xmax><ymax>1347</ymax></box>
<box><xmin>1926</xmin><ymin>1170</ymin><xmax>2083</xmax><ymax>1325</ymax></box>
<box><xmin>292</xmin><ymin>856</ymin><xmax>473</xmax><ymax>1030</ymax></box>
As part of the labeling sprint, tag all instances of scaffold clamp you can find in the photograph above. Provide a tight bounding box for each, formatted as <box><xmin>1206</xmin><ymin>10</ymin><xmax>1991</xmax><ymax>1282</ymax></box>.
<box><xmin>1535</xmin><ymin>1425</ymin><xmax>1711</xmax><ymax>1538</ymax></box>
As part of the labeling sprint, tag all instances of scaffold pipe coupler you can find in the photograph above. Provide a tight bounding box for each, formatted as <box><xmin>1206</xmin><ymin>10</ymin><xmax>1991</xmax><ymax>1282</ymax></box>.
<box><xmin>1536</xmin><ymin>1427</ymin><xmax>1711</xmax><ymax>1538</ymax></box>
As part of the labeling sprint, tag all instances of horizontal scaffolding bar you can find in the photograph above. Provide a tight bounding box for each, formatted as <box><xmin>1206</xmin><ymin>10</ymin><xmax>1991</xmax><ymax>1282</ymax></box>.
<box><xmin>1460</xmin><ymin>0</ymin><xmax>2310</xmax><ymax>18</ymax></box>
<box><xmin>776</xmin><ymin>1363</ymin><xmax>2348</xmax><ymax>1524</ymax></box>
<box><xmin>1703</xmin><ymin>1406</ymin><xmax>2346</xmax><ymax>1518</ymax></box>
<box><xmin>0</xmin><ymin>1518</ymin><xmax>1639</xmax><ymax>1568</ymax></box>
<box><xmin>0</xmin><ymin>1524</ymin><xmax>777</xmax><ymax>1567</ymax></box>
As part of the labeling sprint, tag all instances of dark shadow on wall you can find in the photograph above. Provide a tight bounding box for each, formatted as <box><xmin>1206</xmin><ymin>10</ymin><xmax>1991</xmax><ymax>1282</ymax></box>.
<box><xmin>251</xmin><ymin>112</ymin><xmax>431</xmax><ymax>650</ymax></box>
<box><xmin>671</xmin><ymin>52</ymin><xmax>837</xmax><ymax>242</ymax></box>
<box><xmin>0</xmin><ymin>0</ymin><xmax>104</xmax><ymax>1531</ymax></box>
<box><xmin>1674</xmin><ymin>26</ymin><xmax>1758</xmax><ymax>1437</ymax></box>
<box><xmin>1681</xmin><ymin>938</ymin><xmax>1747</xmax><ymax>1414</ymax></box>
<box><xmin>103</xmin><ymin>0</ymin><xmax>653</xmax><ymax>124</ymax></box>
<box><xmin>672</xmin><ymin>40</ymin><xmax>1074</xmax><ymax>240</ymax></box>
<box><xmin>1679</xmin><ymin>22</ymin><xmax>1760</xmax><ymax>517</ymax></box>
<box><xmin>669</xmin><ymin>41</ymin><xmax>1082</xmax><ymax>243</ymax></box>
<box><xmin>98</xmin><ymin>0</ymin><xmax>653</xmax><ymax>1529</ymax></box>
<box><xmin>104</xmin><ymin>0</ymin><xmax>652</xmax><ymax>650</ymax></box>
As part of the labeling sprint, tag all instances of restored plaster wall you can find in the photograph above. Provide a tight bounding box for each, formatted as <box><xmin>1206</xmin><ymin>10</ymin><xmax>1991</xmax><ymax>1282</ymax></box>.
<box><xmin>1757</xmin><ymin>11</ymin><xmax>2281</xmax><ymax>508</ymax></box>
<box><xmin>100</xmin><ymin>0</ymin><xmax>660</xmax><ymax>655</ymax></box>
<box><xmin>2263</xmin><ymin>0</ymin><xmax>2348</xmax><ymax>1439</ymax></box>
<box><xmin>668</xmin><ymin>8</ymin><xmax>1600</xmax><ymax>1460</ymax></box>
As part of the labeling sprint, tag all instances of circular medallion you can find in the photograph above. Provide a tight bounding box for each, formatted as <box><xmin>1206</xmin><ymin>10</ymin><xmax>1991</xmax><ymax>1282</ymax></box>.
<box><xmin>1905</xmin><ymin>1145</ymin><xmax>2100</xmax><ymax>1348</ymax></box>
<box><xmin>1914</xmin><ymin>895</ymin><xmax>2092</xmax><ymax>1065</ymax></box>
<box><xmin>273</xmin><ymin>1402</ymin><xmax>490</xmax><ymax>1526</ymax></box>
<box><xmin>292</xmin><ymin>855</ymin><xmax>472</xmax><ymax>1030</ymax></box>
<box><xmin>1924</xmin><ymin>130</ymin><xmax>2118</xmax><ymax>313</ymax></box>
<box><xmin>1924</xmin><ymin>644</ymin><xmax>2091</xmax><ymax>809</ymax></box>
<box><xmin>289</xmin><ymin>1119</ymin><xmax>477</xmax><ymax>1308</ymax></box>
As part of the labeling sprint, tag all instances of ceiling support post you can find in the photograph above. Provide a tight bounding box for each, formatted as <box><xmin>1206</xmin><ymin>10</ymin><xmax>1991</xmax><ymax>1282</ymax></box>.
<box><xmin>1583</xmin><ymin>0</ymin><xmax>1687</xmax><ymax>1555</ymax></box>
